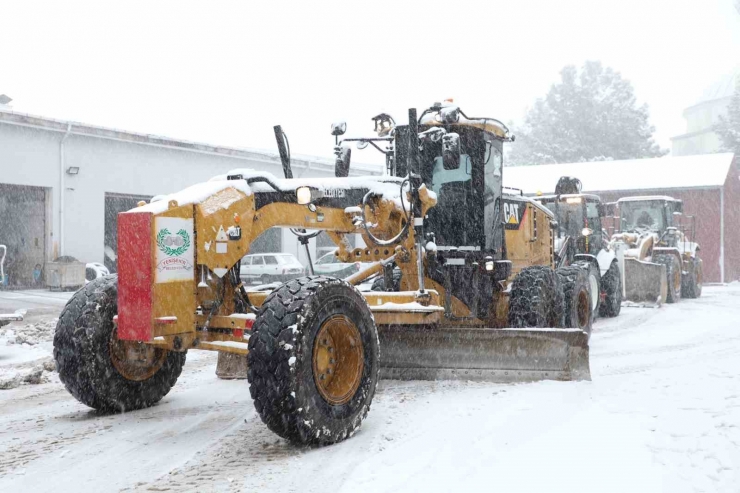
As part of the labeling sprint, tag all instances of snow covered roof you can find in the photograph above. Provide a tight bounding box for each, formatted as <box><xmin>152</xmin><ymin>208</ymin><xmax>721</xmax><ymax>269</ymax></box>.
<box><xmin>503</xmin><ymin>153</ymin><xmax>735</xmax><ymax>195</ymax></box>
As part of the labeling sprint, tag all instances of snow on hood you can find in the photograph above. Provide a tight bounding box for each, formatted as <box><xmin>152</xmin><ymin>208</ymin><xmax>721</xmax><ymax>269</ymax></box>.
<box><xmin>128</xmin><ymin>168</ymin><xmax>410</xmax><ymax>214</ymax></box>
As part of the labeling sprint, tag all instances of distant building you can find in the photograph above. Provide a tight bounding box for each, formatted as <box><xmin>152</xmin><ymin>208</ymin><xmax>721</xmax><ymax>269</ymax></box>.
<box><xmin>0</xmin><ymin>109</ymin><xmax>381</xmax><ymax>287</ymax></box>
<box><xmin>672</xmin><ymin>67</ymin><xmax>739</xmax><ymax>156</ymax></box>
<box><xmin>504</xmin><ymin>154</ymin><xmax>740</xmax><ymax>283</ymax></box>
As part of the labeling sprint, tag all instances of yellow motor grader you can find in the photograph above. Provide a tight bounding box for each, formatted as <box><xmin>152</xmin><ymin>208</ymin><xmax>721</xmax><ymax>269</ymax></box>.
<box><xmin>53</xmin><ymin>103</ymin><xmax>592</xmax><ymax>445</ymax></box>
<box><xmin>610</xmin><ymin>195</ymin><xmax>702</xmax><ymax>305</ymax></box>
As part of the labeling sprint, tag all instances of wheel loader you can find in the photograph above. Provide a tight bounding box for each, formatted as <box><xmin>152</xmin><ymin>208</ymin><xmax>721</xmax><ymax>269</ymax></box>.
<box><xmin>534</xmin><ymin>176</ymin><xmax>623</xmax><ymax>332</ymax></box>
<box><xmin>53</xmin><ymin>103</ymin><xmax>591</xmax><ymax>446</ymax></box>
<box><xmin>610</xmin><ymin>196</ymin><xmax>702</xmax><ymax>305</ymax></box>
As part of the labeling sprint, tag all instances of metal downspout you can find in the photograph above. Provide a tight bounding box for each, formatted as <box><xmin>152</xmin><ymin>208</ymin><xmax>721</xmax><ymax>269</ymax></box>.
<box><xmin>59</xmin><ymin>123</ymin><xmax>72</xmax><ymax>257</ymax></box>
<box><xmin>720</xmin><ymin>186</ymin><xmax>725</xmax><ymax>283</ymax></box>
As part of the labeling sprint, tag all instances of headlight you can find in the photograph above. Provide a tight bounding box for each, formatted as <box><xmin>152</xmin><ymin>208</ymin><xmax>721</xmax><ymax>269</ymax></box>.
<box><xmin>582</xmin><ymin>228</ymin><xmax>593</xmax><ymax>236</ymax></box>
<box><xmin>296</xmin><ymin>186</ymin><xmax>312</xmax><ymax>205</ymax></box>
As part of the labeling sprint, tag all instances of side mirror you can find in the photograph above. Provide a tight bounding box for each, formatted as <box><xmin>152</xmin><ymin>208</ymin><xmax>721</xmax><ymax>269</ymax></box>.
<box><xmin>674</xmin><ymin>201</ymin><xmax>683</xmax><ymax>214</ymax></box>
<box><xmin>335</xmin><ymin>146</ymin><xmax>351</xmax><ymax>177</ymax></box>
<box><xmin>331</xmin><ymin>122</ymin><xmax>347</xmax><ymax>136</ymax></box>
<box><xmin>442</xmin><ymin>132</ymin><xmax>461</xmax><ymax>170</ymax></box>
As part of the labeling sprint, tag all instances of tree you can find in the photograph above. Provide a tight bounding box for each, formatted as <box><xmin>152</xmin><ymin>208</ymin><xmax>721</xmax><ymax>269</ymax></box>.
<box><xmin>715</xmin><ymin>79</ymin><xmax>740</xmax><ymax>155</ymax></box>
<box><xmin>508</xmin><ymin>61</ymin><xmax>667</xmax><ymax>166</ymax></box>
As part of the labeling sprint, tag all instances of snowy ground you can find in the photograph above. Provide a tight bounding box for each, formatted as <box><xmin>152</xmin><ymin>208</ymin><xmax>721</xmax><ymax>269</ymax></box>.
<box><xmin>1</xmin><ymin>285</ymin><xmax>739</xmax><ymax>492</ymax></box>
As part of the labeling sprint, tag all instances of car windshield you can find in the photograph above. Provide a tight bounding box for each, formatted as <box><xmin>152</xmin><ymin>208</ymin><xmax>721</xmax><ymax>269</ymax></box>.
<box><xmin>620</xmin><ymin>201</ymin><xmax>665</xmax><ymax>232</ymax></box>
<box><xmin>275</xmin><ymin>254</ymin><xmax>296</xmax><ymax>264</ymax></box>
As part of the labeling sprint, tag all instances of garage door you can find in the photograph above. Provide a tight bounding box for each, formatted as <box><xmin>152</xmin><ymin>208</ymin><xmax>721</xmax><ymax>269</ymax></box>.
<box><xmin>105</xmin><ymin>193</ymin><xmax>152</xmax><ymax>273</ymax></box>
<box><xmin>0</xmin><ymin>184</ymin><xmax>47</xmax><ymax>287</ymax></box>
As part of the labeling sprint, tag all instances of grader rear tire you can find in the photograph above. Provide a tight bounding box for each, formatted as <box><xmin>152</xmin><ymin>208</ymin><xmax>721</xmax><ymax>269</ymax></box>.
<box><xmin>508</xmin><ymin>266</ymin><xmax>564</xmax><ymax>328</ymax></box>
<box><xmin>247</xmin><ymin>276</ymin><xmax>380</xmax><ymax>445</ymax></box>
<box><xmin>557</xmin><ymin>266</ymin><xmax>593</xmax><ymax>337</ymax></box>
<box><xmin>53</xmin><ymin>275</ymin><xmax>186</xmax><ymax>412</ymax></box>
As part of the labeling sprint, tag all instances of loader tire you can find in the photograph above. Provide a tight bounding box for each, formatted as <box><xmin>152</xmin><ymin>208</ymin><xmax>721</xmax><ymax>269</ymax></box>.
<box><xmin>508</xmin><ymin>266</ymin><xmax>563</xmax><ymax>328</ymax></box>
<box><xmin>556</xmin><ymin>265</ymin><xmax>593</xmax><ymax>337</ymax></box>
<box><xmin>682</xmin><ymin>258</ymin><xmax>703</xmax><ymax>299</ymax></box>
<box><xmin>53</xmin><ymin>275</ymin><xmax>186</xmax><ymax>412</ymax></box>
<box><xmin>247</xmin><ymin>276</ymin><xmax>380</xmax><ymax>445</ymax></box>
<box><xmin>654</xmin><ymin>254</ymin><xmax>682</xmax><ymax>303</ymax></box>
<box><xmin>575</xmin><ymin>260</ymin><xmax>601</xmax><ymax>322</ymax></box>
<box><xmin>599</xmin><ymin>261</ymin><xmax>622</xmax><ymax>318</ymax></box>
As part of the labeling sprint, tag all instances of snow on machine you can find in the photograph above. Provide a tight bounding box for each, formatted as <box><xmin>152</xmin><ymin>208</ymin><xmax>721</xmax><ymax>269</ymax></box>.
<box><xmin>53</xmin><ymin>103</ymin><xmax>592</xmax><ymax>445</ymax></box>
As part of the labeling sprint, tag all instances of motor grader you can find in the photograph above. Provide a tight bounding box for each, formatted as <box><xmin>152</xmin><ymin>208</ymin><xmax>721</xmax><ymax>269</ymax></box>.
<box><xmin>610</xmin><ymin>195</ymin><xmax>702</xmax><ymax>304</ymax></box>
<box><xmin>53</xmin><ymin>103</ymin><xmax>591</xmax><ymax>446</ymax></box>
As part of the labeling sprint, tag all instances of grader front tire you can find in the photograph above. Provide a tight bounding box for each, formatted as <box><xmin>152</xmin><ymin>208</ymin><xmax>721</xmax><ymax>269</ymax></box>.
<box><xmin>247</xmin><ymin>276</ymin><xmax>380</xmax><ymax>445</ymax></box>
<box><xmin>53</xmin><ymin>275</ymin><xmax>186</xmax><ymax>412</ymax></box>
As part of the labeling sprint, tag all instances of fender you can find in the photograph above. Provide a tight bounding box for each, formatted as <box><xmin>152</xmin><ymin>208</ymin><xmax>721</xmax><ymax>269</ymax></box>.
<box><xmin>574</xmin><ymin>253</ymin><xmax>601</xmax><ymax>277</ymax></box>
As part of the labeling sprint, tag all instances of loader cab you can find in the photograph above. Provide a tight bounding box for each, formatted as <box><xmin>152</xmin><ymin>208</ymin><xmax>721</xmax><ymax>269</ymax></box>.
<box><xmin>537</xmin><ymin>194</ymin><xmax>605</xmax><ymax>255</ymax></box>
<box><xmin>617</xmin><ymin>196</ymin><xmax>682</xmax><ymax>235</ymax></box>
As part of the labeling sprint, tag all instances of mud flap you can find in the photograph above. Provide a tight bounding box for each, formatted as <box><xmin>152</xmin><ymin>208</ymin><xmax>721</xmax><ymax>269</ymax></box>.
<box><xmin>378</xmin><ymin>327</ymin><xmax>591</xmax><ymax>382</ymax></box>
<box><xmin>216</xmin><ymin>352</ymin><xmax>248</xmax><ymax>379</ymax></box>
<box><xmin>623</xmin><ymin>258</ymin><xmax>667</xmax><ymax>306</ymax></box>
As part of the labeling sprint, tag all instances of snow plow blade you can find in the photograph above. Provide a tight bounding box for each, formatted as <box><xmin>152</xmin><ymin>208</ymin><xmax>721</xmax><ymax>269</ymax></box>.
<box><xmin>378</xmin><ymin>327</ymin><xmax>591</xmax><ymax>382</ymax></box>
<box><xmin>623</xmin><ymin>258</ymin><xmax>667</xmax><ymax>306</ymax></box>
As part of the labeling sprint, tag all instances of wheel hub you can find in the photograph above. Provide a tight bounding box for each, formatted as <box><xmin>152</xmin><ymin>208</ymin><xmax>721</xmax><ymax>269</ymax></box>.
<box><xmin>312</xmin><ymin>315</ymin><xmax>364</xmax><ymax>406</ymax></box>
<box><xmin>109</xmin><ymin>328</ymin><xmax>167</xmax><ymax>381</ymax></box>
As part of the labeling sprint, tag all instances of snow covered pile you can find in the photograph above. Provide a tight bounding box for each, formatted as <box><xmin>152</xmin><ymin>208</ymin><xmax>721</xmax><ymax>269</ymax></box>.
<box><xmin>0</xmin><ymin>318</ymin><xmax>58</xmax><ymax>346</ymax></box>
<box><xmin>0</xmin><ymin>359</ymin><xmax>54</xmax><ymax>389</ymax></box>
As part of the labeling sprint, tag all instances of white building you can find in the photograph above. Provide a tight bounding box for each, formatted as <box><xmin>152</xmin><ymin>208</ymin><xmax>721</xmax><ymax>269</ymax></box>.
<box><xmin>0</xmin><ymin>109</ymin><xmax>381</xmax><ymax>286</ymax></box>
<box><xmin>672</xmin><ymin>67</ymin><xmax>739</xmax><ymax>156</ymax></box>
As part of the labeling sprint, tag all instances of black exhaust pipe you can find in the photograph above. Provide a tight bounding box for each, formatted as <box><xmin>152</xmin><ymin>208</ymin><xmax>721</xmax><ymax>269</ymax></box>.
<box><xmin>273</xmin><ymin>125</ymin><xmax>293</xmax><ymax>179</ymax></box>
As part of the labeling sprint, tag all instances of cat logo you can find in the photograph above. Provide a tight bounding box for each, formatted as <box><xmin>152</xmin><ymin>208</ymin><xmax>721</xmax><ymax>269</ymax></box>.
<box><xmin>503</xmin><ymin>200</ymin><xmax>526</xmax><ymax>230</ymax></box>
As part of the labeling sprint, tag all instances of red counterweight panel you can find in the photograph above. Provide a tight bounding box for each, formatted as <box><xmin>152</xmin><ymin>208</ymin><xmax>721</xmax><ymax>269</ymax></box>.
<box><xmin>117</xmin><ymin>212</ymin><xmax>153</xmax><ymax>341</ymax></box>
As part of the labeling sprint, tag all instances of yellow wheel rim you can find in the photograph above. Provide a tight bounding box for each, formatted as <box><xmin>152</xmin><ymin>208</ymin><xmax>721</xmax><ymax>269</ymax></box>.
<box><xmin>312</xmin><ymin>315</ymin><xmax>364</xmax><ymax>405</ymax></box>
<box><xmin>109</xmin><ymin>328</ymin><xmax>167</xmax><ymax>381</ymax></box>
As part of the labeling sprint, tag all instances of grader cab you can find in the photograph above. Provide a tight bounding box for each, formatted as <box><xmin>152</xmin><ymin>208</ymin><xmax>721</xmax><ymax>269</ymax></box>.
<box><xmin>53</xmin><ymin>103</ymin><xmax>592</xmax><ymax>446</ymax></box>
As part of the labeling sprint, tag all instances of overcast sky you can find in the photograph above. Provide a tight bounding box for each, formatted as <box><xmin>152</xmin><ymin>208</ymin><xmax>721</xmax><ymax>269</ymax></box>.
<box><xmin>1</xmin><ymin>0</ymin><xmax>739</xmax><ymax>166</ymax></box>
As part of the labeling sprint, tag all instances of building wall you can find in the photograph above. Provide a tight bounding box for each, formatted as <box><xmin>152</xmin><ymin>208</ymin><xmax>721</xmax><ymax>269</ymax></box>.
<box><xmin>593</xmin><ymin>188</ymin><xmax>724</xmax><ymax>283</ymax></box>
<box><xmin>722</xmin><ymin>158</ymin><xmax>740</xmax><ymax>282</ymax></box>
<box><xmin>0</xmin><ymin>120</ymin><xmax>378</xmax><ymax>274</ymax></box>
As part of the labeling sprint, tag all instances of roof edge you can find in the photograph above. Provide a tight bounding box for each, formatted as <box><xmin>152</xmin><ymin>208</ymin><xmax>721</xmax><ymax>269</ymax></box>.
<box><xmin>0</xmin><ymin>109</ymin><xmax>382</xmax><ymax>174</ymax></box>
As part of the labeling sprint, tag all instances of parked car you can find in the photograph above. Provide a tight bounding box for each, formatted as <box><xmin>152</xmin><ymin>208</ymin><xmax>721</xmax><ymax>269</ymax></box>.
<box><xmin>313</xmin><ymin>250</ymin><xmax>369</xmax><ymax>279</ymax></box>
<box><xmin>240</xmin><ymin>253</ymin><xmax>304</xmax><ymax>284</ymax></box>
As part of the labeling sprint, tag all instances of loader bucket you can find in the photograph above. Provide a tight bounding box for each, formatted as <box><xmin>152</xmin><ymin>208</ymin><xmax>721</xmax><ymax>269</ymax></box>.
<box><xmin>378</xmin><ymin>327</ymin><xmax>591</xmax><ymax>382</ymax></box>
<box><xmin>623</xmin><ymin>258</ymin><xmax>667</xmax><ymax>305</ymax></box>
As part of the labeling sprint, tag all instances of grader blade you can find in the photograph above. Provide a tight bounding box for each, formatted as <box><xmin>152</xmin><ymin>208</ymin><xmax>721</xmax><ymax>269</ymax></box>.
<box><xmin>378</xmin><ymin>327</ymin><xmax>591</xmax><ymax>382</ymax></box>
<box><xmin>623</xmin><ymin>258</ymin><xmax>667</xmax><ymax>306</ymax></box>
